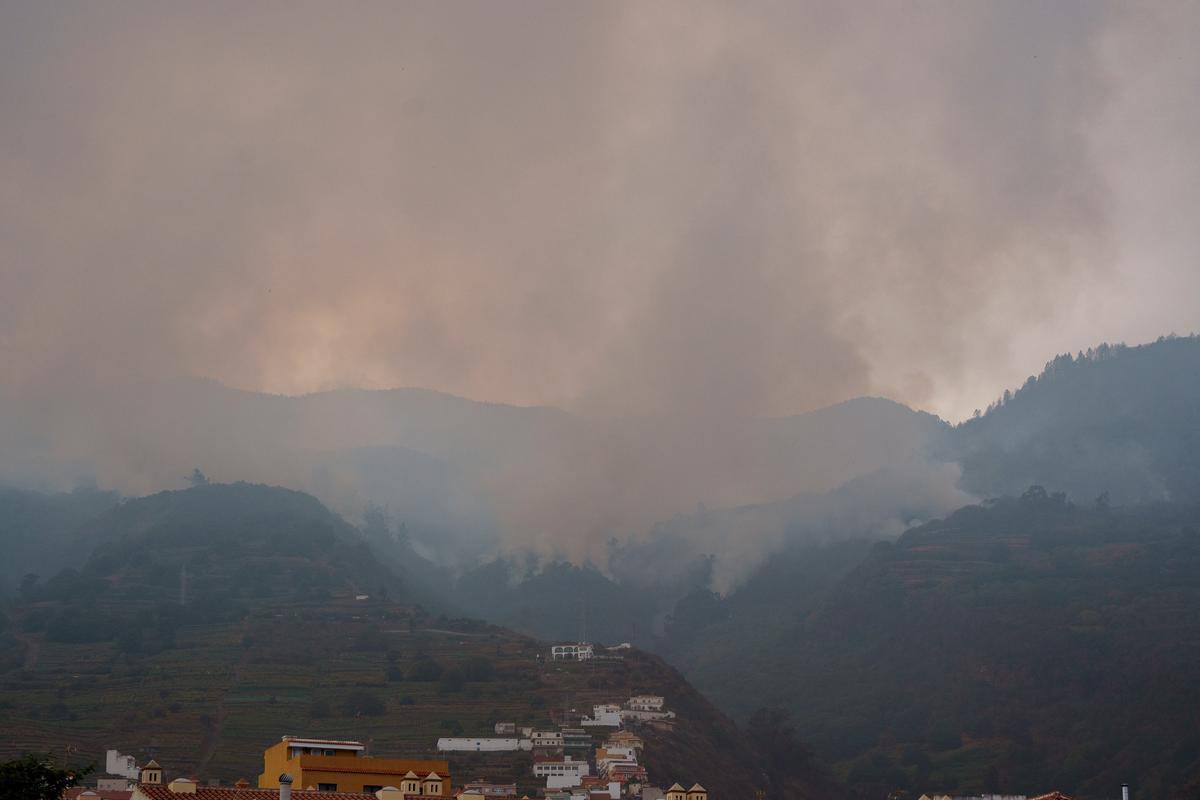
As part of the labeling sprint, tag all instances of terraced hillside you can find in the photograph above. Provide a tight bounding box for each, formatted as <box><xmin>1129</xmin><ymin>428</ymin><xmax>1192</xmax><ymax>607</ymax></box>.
<box><xmin>0</xmin><ymin>483</ymin><xmax>839</xmax><ymax>800</ymax></box>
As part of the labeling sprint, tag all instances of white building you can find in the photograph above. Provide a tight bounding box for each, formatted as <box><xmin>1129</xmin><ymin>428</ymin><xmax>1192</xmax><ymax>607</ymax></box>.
<box><xmin>628</xmin><ymin>695</ymin><xmax>665</xmax><ymax>712</ymax></box>
<box><xmin>531</xmin><ymin>731</ymin><xmax>564</xmax><ymax>748</ymax></box>
<box><xmin>583</xmin><ymin>704</ymin><xmax>622</xmax><ymax>727</ymax></box>
<box><xmin>105</xmin><ymin>749</ymin><xmax>140</xmax><ymax>780</ymax></box>
<box><xmin>550</xmin><ymin>643</ymin><xmax>594</xmax><ymax>661</ymax></box>
<box><xmin>621</xmin><ymin>708</ymin><xmax>676</xmax><ymax>722</ymax></box>
<box><xmin>437</xmin><ymin>737</ymin><xmax>530</xmax><ymax>752</ymax></box>
<box><xmin>534</xmin><ymin>757</ymin><xmax>590</xmax><ymax>784</ymax></box>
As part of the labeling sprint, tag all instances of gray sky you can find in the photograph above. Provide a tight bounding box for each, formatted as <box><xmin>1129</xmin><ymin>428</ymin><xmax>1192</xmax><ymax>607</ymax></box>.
<box><xmin>2</xmin><ymin>0</ymin><xmax>1198</xmax><ymax>422</ymax></box>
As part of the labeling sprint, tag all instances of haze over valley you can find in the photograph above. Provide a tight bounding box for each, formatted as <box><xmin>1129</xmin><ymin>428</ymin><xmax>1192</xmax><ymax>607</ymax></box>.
<box><xmin>3</xmin><ymin>3</ymin><xmax>1200</xmax><ymax>799</ymax></box>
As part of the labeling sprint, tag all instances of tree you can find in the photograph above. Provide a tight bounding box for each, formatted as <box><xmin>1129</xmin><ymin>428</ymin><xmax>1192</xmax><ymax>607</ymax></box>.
<box><xmin>0</xmin><ymin>754</ymin><xmax>91</xmax><ymax>800</ymax></box>
<box><xmin>187</xmin><ymin>468</ymin><xmax>210</xmax><ymax>487</ymax></box>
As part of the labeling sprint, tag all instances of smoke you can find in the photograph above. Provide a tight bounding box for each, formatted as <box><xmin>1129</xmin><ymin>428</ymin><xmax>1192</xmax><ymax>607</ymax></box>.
<box><xmin>2</xmin><ymin>1</ymin><xmax>1198</xmax><ymax>577</ymax></box>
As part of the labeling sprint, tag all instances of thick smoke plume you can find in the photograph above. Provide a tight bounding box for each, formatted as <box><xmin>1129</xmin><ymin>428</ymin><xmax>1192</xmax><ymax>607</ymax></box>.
<box><xmin>2</xmin><ymin>2</ymin><xmax>1198</xmax><ymax>578</ymax></box>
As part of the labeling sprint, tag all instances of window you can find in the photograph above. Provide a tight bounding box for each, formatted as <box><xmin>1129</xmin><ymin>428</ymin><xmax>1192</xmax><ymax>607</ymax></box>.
<box><xmin>363</xmin><ymin>786</ymin><xmax>383</xmax><ymax>793</ymax></box>
<box><xmin>318</xmin><ymin>783</ymin><xmax>338</xmax><ymax>792</ymax></box>
<box><xmin>323</xmin><ymin>749</ymin><xmax>337</xmax><ymax>756</ymax></box>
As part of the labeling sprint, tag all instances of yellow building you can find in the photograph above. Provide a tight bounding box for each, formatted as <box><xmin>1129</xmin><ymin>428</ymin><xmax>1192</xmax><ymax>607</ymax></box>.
<box><xmin>664</xmin><ymin>782</ymin><xmax>708</xmax><ymax>800</ymax></box>
<box><xmin>258</xmin><ymin>736</ymin><xmax>451</xmax><ymax>796</ymax></box>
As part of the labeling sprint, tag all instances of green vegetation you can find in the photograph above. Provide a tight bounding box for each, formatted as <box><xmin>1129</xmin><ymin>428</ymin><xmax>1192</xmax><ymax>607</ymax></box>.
<box><xmin>942</xmin><ymin>334</ymin><xmax>1200</xmax><ymax>503</ymax></box>
<box><xmin>0</xmin><ymin>754</ymin><xmax>90</xmax><ymax>800</ymax></box>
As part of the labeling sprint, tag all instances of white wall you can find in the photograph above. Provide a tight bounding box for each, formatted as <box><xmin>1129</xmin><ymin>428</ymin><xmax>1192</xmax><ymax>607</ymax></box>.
<box><xmin>105</xmin><ymin>750</ymin><xmax>140</xmax><ymax>779</ymax></box>
<box><xmin>437</xmin><ymin>738</ymin><xmax>529</xmax><ymax>752</ymax></box>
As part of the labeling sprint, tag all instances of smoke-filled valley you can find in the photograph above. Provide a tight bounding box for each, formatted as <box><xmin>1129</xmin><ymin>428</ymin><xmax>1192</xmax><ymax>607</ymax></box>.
<box><xmin>5</xmin><ymin>3</ymin><xmax>1200</xmax><ymax>799</ymax></box>
<box><xmin>4</xmin><ymin>335</ymin><xmax>1200</xmax><ymax>798</ymax></box>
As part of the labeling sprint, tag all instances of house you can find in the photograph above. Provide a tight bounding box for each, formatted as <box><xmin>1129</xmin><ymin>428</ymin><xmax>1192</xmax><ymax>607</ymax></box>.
<box><xmin>560</xmin><ymin>728</ymin><xmax>592</xmax><ymax>751</ymax></box>
<box><xmin>582</xmin><ymin>705</ymin><xmax>621</xmax><ymax>727</ymax></box>
<box><xmin>605</xmin><ymin>731</ymin><xmax>642</xmax><ymax>751</ymax></box>
<box><xmin>534</xmin><ymin>756</ymin><xmax>590</xmax><ymax>787</ymax></box>
<box><xmin>576</xmin><ymin>778</ymin><xmax>622</xmax><ymax>799</ymax></box>
<box><xmin>530</xmin><ymin>731</ymin><xmax>564</xmax><ymax>754</ymax></box>
<box><xmin>258</xmin><ymin>736</ymin><xmax>450</xmax><ymax>795</ymax></box>
<box><xmin>105</xmin><ymin>750</ymin><xmax>142</xmax><ymax>781</ymax></box>
<box><xmin>550</xmin><ymin>643</ymin><xmax>594</xmax><ymax>661</ymax></box>
<box><xmin>493</xmin><ymin>722</ymin><xmax>517</xmax><ymax>735</ymax></box>
<box><xmin>436</xmin><ymin>738</ymin><xmax>528</xmax><ymax>753</ymax></box>
<box><xmin>627</xmin><ymin>696</ymin><xmax>664</xmax><ymax>712</ymax></box>
<box><xmin>457</xmin><ymin>782</ymin><xmax>517</xmax><ymax>799</ymax></box>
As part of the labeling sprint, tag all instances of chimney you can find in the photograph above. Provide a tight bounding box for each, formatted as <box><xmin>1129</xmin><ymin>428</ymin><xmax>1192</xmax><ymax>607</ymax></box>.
<box><xmin>279</xmin><ymin>773</ymin><xmax>293</xmax><ymax>800</ymax></box>
<box><xmin>1122</xmin><ymin>784</ymin><xmax>1130</xmax><ymax>800</ymax></box>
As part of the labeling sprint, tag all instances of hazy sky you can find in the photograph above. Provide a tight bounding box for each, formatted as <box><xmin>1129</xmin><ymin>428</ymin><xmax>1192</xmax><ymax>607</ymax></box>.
<box><xmin>2</xmin><ymin>1</ymin><xmax>1198</xmax><ymax>421</ymax></box>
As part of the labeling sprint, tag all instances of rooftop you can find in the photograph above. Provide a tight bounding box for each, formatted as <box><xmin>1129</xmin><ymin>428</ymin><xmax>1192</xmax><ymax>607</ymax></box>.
<box><xmin>281</xmin><ymin>737</ymin><xmax>365</xmax><ymax>750</ymax></box>
<box><xmin>292</xmin><ymin>755</ymin><xmax>448</xmax><ymax>776</ymax></box>
<box><xmin>134</xmin><ymin>787</ymin><xmax>375</xmax><ymax>800</ymax></box>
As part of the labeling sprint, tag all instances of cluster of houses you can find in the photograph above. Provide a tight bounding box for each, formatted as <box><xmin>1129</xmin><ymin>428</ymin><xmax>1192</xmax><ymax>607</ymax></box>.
<box><xmin>442</xmin><ymin>693</ymin><xmax>691</xmax><ymax>800</ymax></box>
<box><xmin>69</xmin><ymin>694</ymin><xmax>705</xmax><ymax>800</ymax></box>
<box><xmin>547</xmin><ymin>643</ymin><xmax>632</xmax><ymax>663</ymax></box>
<box><xmin>71</xmin><ymin>738</ymin><xmax>455</xmax><ymax>799</ymax></box>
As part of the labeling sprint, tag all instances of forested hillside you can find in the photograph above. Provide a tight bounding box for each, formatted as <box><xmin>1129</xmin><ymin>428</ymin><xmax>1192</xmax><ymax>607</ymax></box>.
<box><xmin>942</xmin><ymin>334</ymin><xmax>1200</xmax><ymax>502</ymax></box>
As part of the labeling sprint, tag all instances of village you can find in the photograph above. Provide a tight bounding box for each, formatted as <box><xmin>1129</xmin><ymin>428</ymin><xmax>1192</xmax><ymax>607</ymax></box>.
<box><xmin>43</xmin><ymin>641</ymin><xmax>1101</xmax><ymax>800</ymax></box>
<box><xmin>59</xmin><ymin>645</ymin><xmax>704</xmax><ymax>800</ymax></box>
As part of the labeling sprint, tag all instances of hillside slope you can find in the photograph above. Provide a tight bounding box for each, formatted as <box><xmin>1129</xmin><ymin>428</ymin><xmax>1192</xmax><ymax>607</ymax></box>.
<box><xmin>741</xmin><ymin>496</ymin><xmax>1200</xmax><ymax>800</ymax></box>
<box><xmin>0</xmin><ymin>486</ymin><xmax>120</xmax><ymax>598</ymax></box>
<box><xmin>0</xmin><ymin>483</ymin><xmax>841</xmax><ymax>800</ymax></box>
<box><xmin>941</xmin><ymin>334</ymin><xmax>1200</xmax><ymax>502</ymax></box>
